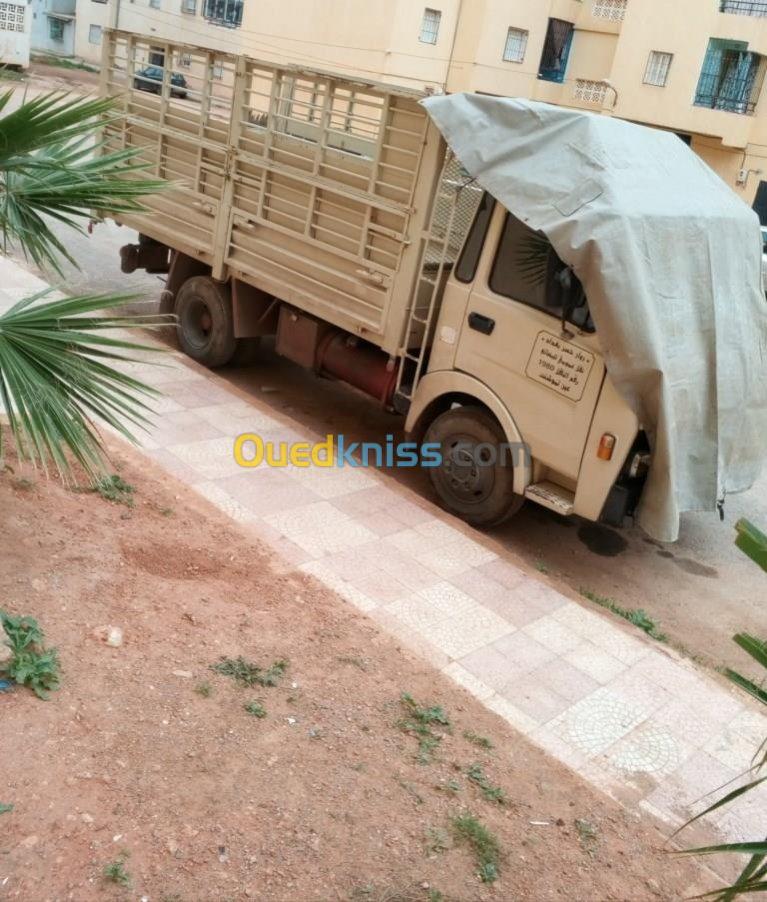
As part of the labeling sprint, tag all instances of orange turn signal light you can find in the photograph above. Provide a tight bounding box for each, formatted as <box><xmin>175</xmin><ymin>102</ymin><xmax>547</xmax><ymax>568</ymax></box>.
<box><xmin>597</xmin><ymin>433</ymin><xmax>616</xmax><ymax>461</ymax></box>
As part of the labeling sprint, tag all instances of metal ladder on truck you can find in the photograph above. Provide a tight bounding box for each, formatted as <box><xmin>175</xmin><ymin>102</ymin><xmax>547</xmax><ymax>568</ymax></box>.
<box><xmin>392</xmin><ymin>152</ymin><xmax>484</xmax><ymax>413</ymax></box>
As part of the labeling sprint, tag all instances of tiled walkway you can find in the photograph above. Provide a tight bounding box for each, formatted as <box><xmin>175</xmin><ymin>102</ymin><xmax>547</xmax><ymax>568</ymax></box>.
<box><xmin>2</xmin><ymin>257</ymin><xmax>765</xmax><ymax>850</ymax></box>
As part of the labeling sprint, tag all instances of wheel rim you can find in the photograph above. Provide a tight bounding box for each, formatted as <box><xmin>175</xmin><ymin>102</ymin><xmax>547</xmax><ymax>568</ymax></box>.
<box><xmin>433</xmin><ymin>432</ymin><xmax>497</xmax><ymax>507</ymax></box>
<box><xmin>181</xmin><ymin>296</ymin><xmax>214</xmax><ymax>351</ymax></box>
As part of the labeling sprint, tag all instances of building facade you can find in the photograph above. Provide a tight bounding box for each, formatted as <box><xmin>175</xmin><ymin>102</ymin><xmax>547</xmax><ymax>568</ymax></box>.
<box><xmin>30</xmin><ymin>0</ymin><xmax>76</xmax><ymax>57</ymax></box>
<box><xmin>86</xmin><ymin>0</ymin><xmax>767</xmax><ymax>212</ymax></box>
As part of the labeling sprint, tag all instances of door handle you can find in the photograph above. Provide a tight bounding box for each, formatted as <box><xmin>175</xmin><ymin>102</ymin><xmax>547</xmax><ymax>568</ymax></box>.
<box><xmin>468</xmin><ymin>312</ymin><xmax>495</xmax><ymax>335</ymax></box>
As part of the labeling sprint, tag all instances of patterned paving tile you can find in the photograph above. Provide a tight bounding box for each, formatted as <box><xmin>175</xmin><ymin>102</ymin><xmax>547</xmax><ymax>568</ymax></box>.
<box><xmin>441</xmin><ymin>661</ymin><xmax>494</xmax><ymax>701</ymax></box>
<box><xmin>458</xmin><ymin>644</ymin><xmax>521</xmax><ymax>693</ymax></box>
<box><xmin>166</xmin><ymin>436</ymin><xmax>243</xmax><ymax>479</ymax></box>
<box><xmin>476</xmin><ymin>557</ymin><xmax>528</xmax><ymax>589</ymax></box>
<box><xmin>484</xmin><ymin>694</ymin><xmax>540</xmax><ymax>735</ymax></box>
<box><xmin>194</xmin><ymin>481</ymin><xmax>261</xmax><ymax>525</ymax></box>
<box><xmin>521</xmin><ymin>614</ymin><xmax>584</xmax><ymax>655</ymax></box>
<box><xmin>546</xmin><ymin>687</ymin><xmax>650</xmax><ymax>757</ymax></box>
<box><xmin>563</xmin><ymin>640</ymin><xmax>628</xmax><ymax>684</ymax></box>
<box><xmin>218</xmin><ymin>470</ymin><xmax>322</xmax><ymax>516</ymax></box>
<box><xmin>386</xmin><ymin>582</ymin><xmax>513</xmax><ymax>658</ymax></box>
<box><xmin>490</xmin><ymin>630</ymin><xmax>559</xmax><ymax>675</ymax></box>
<box><xmin>285</xmin><ymin>462</ymin><xmax>379</xmax><ymax>500</ymax></box>
<box><xmin>264</xmin><ymin>501</ymin><xmax>377</xmax><ymax>557</ymax></box>
<box><xmin>599</xmin><ymin>721</ymin><xmax>694</xmax><ymax>778</ymax></box>
<box><xmin>554</xmin><ymin>602</ymin><xmax>651</xmax><ymax>666</ymax></box>
<box><xmin>704</xmin><ymin>726</ymin><xmax>764</xmax><ymax>772</ymax></box>
<box><xmin>501</xmin><ymin>678</ymin><xmax>571</xmax><ymax>724</ymax></box>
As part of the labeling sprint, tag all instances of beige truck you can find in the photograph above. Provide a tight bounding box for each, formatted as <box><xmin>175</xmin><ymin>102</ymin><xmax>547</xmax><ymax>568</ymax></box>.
<box><xmin>100</xmin><ymin>29</ymin><xmax>653</xmax><ymax>530</ymax></box>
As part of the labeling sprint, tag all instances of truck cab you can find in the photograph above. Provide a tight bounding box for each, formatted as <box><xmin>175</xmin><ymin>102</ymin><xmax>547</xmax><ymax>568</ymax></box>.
<box><xmin>394</xmin><ymin>159</ymin><xmax>646</xmax><ymax>528</ymax></box>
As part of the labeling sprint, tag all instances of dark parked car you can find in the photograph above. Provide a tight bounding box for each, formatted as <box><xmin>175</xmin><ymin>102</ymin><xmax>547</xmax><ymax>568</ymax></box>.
<box><xmin>133</xmin><ymin>66</ymin><xmax>188</xmax><ymax>99</ymax></box>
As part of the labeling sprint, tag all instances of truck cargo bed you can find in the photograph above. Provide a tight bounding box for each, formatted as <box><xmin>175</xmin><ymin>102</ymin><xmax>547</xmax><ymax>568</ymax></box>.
<box><xmin>101</xmin><ymin>30</ymin><xmax>444</xmax><ymax>354</ymax></box>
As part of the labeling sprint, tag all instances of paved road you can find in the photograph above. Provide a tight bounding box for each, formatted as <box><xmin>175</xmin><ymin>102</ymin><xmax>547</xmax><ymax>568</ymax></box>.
<box><xmin>9</xmin><ymin>215</ymin><xmax>765</xmax><ymax>677</ymax></box>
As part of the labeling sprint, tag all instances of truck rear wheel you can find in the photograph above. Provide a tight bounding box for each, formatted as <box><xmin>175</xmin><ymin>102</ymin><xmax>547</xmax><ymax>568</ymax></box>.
<box><xmin>424</xmin><ymin>406</ymin><xmax>524</xmax><ymax>528</ymax></box>
<box><xmin>175</xmin><ymin>276</ymin><xmax>244</xmax><ymax>369</ymax></box>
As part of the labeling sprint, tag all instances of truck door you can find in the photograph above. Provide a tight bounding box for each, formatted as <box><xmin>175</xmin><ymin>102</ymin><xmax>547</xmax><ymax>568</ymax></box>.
<box><xmin>454</xmin><ymin>202</ymin><xmax>605</xmax><ymax>484</ymax></box>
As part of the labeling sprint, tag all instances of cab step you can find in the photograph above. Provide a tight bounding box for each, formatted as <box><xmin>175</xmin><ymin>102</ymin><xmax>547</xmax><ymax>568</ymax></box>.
<box><xmin>524</xmin><ymin>481</ymin><xmax>575</xmax><ymax>516</ymax></box>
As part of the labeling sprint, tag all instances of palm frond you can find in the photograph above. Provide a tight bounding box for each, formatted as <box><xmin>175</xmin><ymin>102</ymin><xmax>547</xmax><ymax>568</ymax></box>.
<box><xmin>0</xmin><ymin>92</ymin><xmax>168</xmax><ymax>273</ymax></box>
<box><xmin>514</xmin><ymin>230</ymin><xmax>553</xmax><ymax>287</ymax></box>
<box><xmin>0</xmin><ymin>291</ymin><xmax>170</xmax><ymax>479</ymax></box>
<box><xmin>0</xmin><ymin>92</ymin><xmax>122</xmax><ymax>161</ymax></box>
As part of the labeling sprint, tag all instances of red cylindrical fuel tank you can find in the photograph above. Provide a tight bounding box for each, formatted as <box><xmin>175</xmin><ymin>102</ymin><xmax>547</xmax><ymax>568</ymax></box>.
<box><xmin>315</xmin><ymin>331</ymin><xmax>398</xmax><ymax>407</ymax></box>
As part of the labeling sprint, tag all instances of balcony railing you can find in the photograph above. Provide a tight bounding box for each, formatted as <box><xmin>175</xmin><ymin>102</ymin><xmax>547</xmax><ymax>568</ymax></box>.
<box><xmin>694</xmin><ymin>73</ymin><xmax>759</xmax><ymax>113</ymax></box>
<box><xmin>720</xmin><ymin>0</ymin><xmax>767</xmax><ymax>17</ymax></box>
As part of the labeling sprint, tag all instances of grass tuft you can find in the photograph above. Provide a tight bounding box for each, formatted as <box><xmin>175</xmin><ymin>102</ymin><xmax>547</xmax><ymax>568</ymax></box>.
<box><xmin>462</xmin><ymin>729</ymin><xmax>493</xmax><ymax>750</ymax></box>
<box><xmin>575</xmin><ymin>818</ymin><xmax>599</xmax><ymax>856</ymax></box>
<box><xmin>103</xmin><ymin>852</ymin><xmax>131</xmax><ymax>887</ymax></box>
<box><xmin>466</xmin><ymin>764</ymin><xmax>507</xmax><ymax>805</ymax></box>
<box><xmin>212</xmin><ymin>656</ymin><xmax>288</xmax><ymax>688</ymax></box>
<box><xmin>579</xmin><ymin>588</ymin><xmax>667</xmax><ymax>642</ymax></box>
<box><xmin>244</xmin><ymin>700</ymin><xmax>267</xmax><ymax>718</ymax></box>
<box><xmin>93</xmin><ymin>474</ymin><xmax>135</xmax><ymax>507</ymax></box>
<box><xmin>194</xmin><ymin>681</ymin><xmax>213</xmax><ymax>698</ymax></box>
<box><xmin>397</xmin><ymin>693</ymin><xmax>450</xmax><ymax>765</ymax></box>
<box><xmin>451</xmin><ymin>813</ymin><xmax>501</xmax><ymax>883</ymax></box>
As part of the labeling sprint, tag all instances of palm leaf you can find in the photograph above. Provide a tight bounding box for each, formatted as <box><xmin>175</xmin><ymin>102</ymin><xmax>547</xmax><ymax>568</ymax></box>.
<box><xmin>672</xmin><ymin>776</ymin><xmax>767</xmax><ymax>838</ymax></box>
<box><xmin>0</xmin><ymin>92</ymin><xmax>168</xmax><ymax>273</ymax></box>
<box><xmin>0</xmin><ymin>291</ymin><xmax>170</xmax><ymax>479</ymax></box>
<box><xmin>514</xmin><ymin>230</ymin><xmax>552</xmax><ymax>286</ymax></box>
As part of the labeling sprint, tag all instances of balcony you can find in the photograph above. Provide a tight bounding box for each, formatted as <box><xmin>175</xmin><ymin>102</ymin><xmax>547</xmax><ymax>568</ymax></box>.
<box><xmin>720</xmin><ymin>0</ymin><xmax>767</xmax><ymax>16</ymax></box>
<box><xmin>694</xmin><ymin>40</ymin><xmax>765</xmax><ymax>115</ymax></box>
<box><xmin>695</xmin><ymin>72</ymin><xmax>760</xmax><ymax>113</ymax></box>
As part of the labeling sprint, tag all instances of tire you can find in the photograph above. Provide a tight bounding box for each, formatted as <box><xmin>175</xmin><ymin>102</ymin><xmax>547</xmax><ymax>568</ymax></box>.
<box><xmin>423</xmin><ymin>405</ymin><xmax>524</xmax><ymax>528</ymax></box>
<box><xmin>175</xmin><ymin>276</ymin><xmax>237</xmax><ymax>368</ymax></box>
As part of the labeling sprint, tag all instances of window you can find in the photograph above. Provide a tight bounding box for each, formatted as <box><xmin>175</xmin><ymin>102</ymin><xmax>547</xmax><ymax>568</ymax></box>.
<box><xmin>181</xmin><ymin>0</ymin><xmax>196</xmax><ymax>12</ymax></box>
<box><xmin>720</xmin><ymin>1</ymin><xmax>767</xmax><ymax>17</ymax></box>
<box><xmin>212</xmin><ymin>61</ymin><xmax>223</xmax><ymax>79</ymax></box>
<box><xmin>91</xmin><ymin>0</ymin><xmax>107</xmax><ymax>4</ymax></box>
<box><xmin>48</xmin><ymin>17</ymin><xmax>63</xmax><ymax>40</ymax></box>
<box><xmin>419</xmin><ymin>8</ymin><xmax>441</xmax><ymax>44</ymax></box>
<box><xmin>149</xmin><ymin>47</ymin><xmax>165</xmax><ymax>66</ymax></box>
<box><xmin>644</xmin><ymin>51</ymin><xmax>673</xmax><ymax>86</ymax></box>
<box><xmin>149</xmin><ymin>0</ymin><xmax>160</xmax><ymax>7</ymax></box>
<box><xmin>88</xmin><ymin>23</ymin><xmax>102</xmax><ymax>43</ymax></box>
<box><xmin>455</xmin><ymin>194</ymin><xmax>496</xmax><ymax>283</ymax></box>
<box><xmin>203</xmin><ymin>0</ymin><xmax>242</xmax><ymax>27</ymax></box>
<box><xmin>179</xmin><ymin>52</ymin><xmax>191</xmax><ymax>67</ymax></box>
<box><xmin>503</xmin><ymin>27</ymin><xmax>528</xmax><ymax>63</ymax></box>
<box><xmin>593</xmin><ymin>0</ymin><xmax>628</xmax><ymax>20</ymax></box>
<box><xmin>538</xmin><ymin>18</ymin><xmax>574</xmax><ymax>83</ymax></box>
<box><xmin>490</xmin><ymin>213</ymin><xmax>592</xmax><ymax>330</ymax></box>
<box><xmin>695</xmin><ymin>38</ymin><xmax>765</xmax><ymax>115</ymax></box>
<box><xmin>574</xmin><ymin>78</ymin><xmax>607</xmax><ymax>104</ymax></box>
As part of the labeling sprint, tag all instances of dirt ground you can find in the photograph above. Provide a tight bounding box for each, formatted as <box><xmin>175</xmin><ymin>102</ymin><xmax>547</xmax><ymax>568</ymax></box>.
<box><xmin>0</xmin><ymin>437</ymin><xmax>713</xmax><ymax>902</ymax></box>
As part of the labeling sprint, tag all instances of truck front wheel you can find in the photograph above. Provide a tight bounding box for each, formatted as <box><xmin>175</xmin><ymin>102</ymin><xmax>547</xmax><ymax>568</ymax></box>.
<box><xmin>423</xmin><ymin>406</ymin><xmax>524</xmax><ymax>528</ymax></box>
<box><xmin>175</xmin><ymin>276</ymin><xmax>237</xmax><ymax>368</ymax></box>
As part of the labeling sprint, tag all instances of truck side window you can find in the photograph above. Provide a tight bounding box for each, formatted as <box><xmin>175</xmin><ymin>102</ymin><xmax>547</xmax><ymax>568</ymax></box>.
<box><xmin>489</xmin><ymin>211</ymin><xmax>594</xmax><ymax>332</ymax></box>
<box><xmin>455</xmin><ymin>192</ymin><xmax>496</xmax><ymax>283</ymax></box>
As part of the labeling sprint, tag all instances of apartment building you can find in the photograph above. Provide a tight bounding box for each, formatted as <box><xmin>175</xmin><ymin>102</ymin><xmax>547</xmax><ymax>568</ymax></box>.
<box><xmin>87</xmin><ymin>0</ymin><xmax>767</xmax><ymax>214</ymax></box>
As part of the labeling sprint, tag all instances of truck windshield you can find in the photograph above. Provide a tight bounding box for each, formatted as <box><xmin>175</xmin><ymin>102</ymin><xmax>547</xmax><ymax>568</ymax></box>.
<box><xmin>490</xmin><ymin>211</ymin><xmax>594</xmax><ymax>332</ymax></box>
